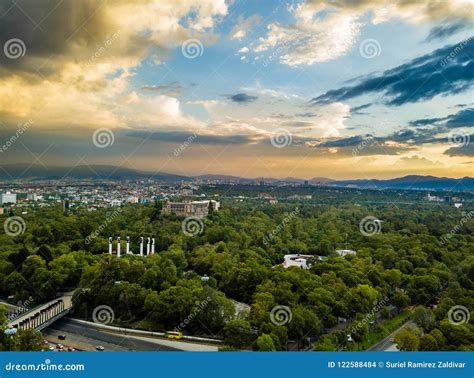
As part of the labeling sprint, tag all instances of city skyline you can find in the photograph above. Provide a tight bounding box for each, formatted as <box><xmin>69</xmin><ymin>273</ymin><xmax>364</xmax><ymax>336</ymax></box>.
<box><xmin>0</xmin><ymin>0</ymin><xmax>473</xmax><ymax>180</ymax></box>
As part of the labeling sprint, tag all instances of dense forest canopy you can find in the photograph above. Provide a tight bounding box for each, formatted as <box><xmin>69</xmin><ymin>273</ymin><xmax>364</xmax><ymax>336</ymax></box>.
<box><xmin>0</xmin><ymin>185</ymin><xmax>472</xmax><ymax>351</ymax></box>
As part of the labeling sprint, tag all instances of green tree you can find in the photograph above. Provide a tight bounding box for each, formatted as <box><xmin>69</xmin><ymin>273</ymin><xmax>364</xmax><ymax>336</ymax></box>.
<box><xmin>391</xmin><ymin>289</ymin><xmax>410</xmax><ymax>314</ymax></box>
<box><xmin>412</xmin><ymin>306</ymin><xmax>436</xmax><ymax>332</ymax></box>
<box><xmin>419</xmin><ymin>334</ymin><xmax>439</xmax><ymax>351</ymax></box>
<box><xmin>395</xmin><ymin>326</ymin><xmax>420</xmax><ymax>351</ymax></box>
<box><xmin>256</xmin><ymin>333</ymin><xmax>276</xmax><ymax>351</ymax></box>
<box><xmin>224</xmin><ymin>320</ymin><xmax>253</xmax><ymax>349</ymax></box>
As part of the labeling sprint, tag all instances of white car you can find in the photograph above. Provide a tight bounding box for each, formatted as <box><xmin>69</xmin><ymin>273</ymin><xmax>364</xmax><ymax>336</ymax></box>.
<box><xmin>96</xmin><ymin>346</ymin><xmax>105</xmax><ymax>351</ymax></box>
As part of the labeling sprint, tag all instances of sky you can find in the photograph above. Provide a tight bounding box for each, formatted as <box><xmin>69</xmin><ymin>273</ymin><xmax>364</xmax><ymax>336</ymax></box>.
<box><xmin>0</xmin><ymin>0</ymin><xmax>473</xmax><ymax>180</ymax></box>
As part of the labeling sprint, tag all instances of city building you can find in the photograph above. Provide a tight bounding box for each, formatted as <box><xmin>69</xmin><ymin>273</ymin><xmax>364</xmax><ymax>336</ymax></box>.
<box><xmin>426</xmin><ymin>193</ymin><xmax>443</xmax><ymax>202</ymax></box>
<box><xmin>162</xmin><ymin>200</ymin><xmax>220</xmax><ymax>218</ymax></box>
<box><xmin>0</xmin><ymin>208</ymin><xmax>4</xmax><ymax>215</ymax></box>
<box><xmin>336</xmin><ymin>249</ymin><xmax>357</xmax><ymax>257</ymax></box>
<box><xmin>0</xmin><ymin>192</ymin><xmax>17</xmax><ymax>205</ymax></box>
<box><xmin>282</xmin><ymin>254</ymin><xmax>323</xmax><ymax>269</ymax></box>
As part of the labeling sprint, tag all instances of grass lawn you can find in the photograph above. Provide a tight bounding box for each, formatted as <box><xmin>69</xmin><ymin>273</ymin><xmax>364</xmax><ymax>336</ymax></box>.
<box><xmin>347</xmin><ymin>311</ymin><xmax>411</xmax><ymax>351</ymax></box>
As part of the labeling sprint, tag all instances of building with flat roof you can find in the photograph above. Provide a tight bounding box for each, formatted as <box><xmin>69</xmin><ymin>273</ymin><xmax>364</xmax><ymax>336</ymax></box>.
<box><xmin>336</xmin><ymin>249</ymin><xmax>357</xmax><ymax>257</ymax></box>
<box><xmin>0</xmin><ymin>192</ymin><xmax>17</xmax><ymax>205</ymax></box>
<box><xmin>282</xmin><ymin>254</ymin><xmax>323</xmax><ymax>269</ymax></box>
<box><xmin>162</xmin><ymin>200</ymin><xmax>220</xmax><ymax>218</ymax></box>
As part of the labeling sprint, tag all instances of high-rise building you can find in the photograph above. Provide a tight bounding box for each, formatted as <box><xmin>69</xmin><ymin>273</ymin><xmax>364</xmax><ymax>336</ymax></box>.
<box><xmin>0</xmin><ymin>192</ymin><xmax>17</xmax><ymax>205</ymax></box>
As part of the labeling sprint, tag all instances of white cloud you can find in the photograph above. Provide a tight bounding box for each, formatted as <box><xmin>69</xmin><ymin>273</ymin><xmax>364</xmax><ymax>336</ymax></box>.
<box><xmin>229</xmin><ymin>14</ymin><xmax>262</xmax><ymax>40</ymax></box>
<box><xmin>253</xmin><ymin>3</ymin><xmax>361</xmax><ymax>66</ymax></box>
<box><xmin>253</xmin><ymin>0</ymin><xmax>474</xmax><ymax>67</ymax></box>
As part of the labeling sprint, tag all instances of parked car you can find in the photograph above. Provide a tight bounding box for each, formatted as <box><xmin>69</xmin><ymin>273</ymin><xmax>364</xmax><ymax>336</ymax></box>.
<box><xmin>58</xmin><ymin>335</ymin><xmax>66</xmax><ymax>340</ymax></box>
<box><xmin>48</xmin><ymin>346</ymin><xmax>55</xmax><ymax>351</ymax></box>
<box><xmin>56</xmin><ymin>344</ymin><xmax>64</xmax><ymax>349</ymax></box>
<box><xmin>96</xmin><ymin>346</ymin><xmax>105</xmax><ymax>351</ymax></box>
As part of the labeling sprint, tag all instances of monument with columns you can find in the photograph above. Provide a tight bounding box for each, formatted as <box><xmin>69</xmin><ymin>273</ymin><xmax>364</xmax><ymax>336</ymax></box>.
<box><xmin>107</xmin><ymin>236</ymin><xmax>155</xmax><ymax>257</ymax></box>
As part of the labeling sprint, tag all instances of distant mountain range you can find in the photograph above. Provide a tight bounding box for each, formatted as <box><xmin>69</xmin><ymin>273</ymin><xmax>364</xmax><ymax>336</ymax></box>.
<box><xmin>0</xmin><ymin>164</ymin><xmax>472</xmax><ymax>191</ymax></box>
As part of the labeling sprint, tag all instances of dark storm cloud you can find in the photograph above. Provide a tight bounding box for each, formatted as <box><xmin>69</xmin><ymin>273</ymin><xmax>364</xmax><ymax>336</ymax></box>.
<box><xmin>408</xmin><ymin>107</ymin><xmax>473</xmax><ymax>128</ymax></box>
<box><xmin>316</xmin><ymin>126</ymin><xmax>446</xmax><ymax>156</ymax></box>
<box><xmin>351</xmin><ymin>104</ymin><xmax>371</xmax><ymax>113</ymax></box>
<box><xmin>225</xmin><ymin>93</ymin><xmax>258</xmax><ymax>104</ymax></box>
<box><xmin>0</xmin><ymin>0</ymin><xmax>147</xmax><ymax>77</ymax></box>
<box><xmin>409</xmin><ymin>117</ymin><xmax>445</xmax><ymax>127</ymax></box>
<box><xmin>0</xmin><ymin>0</ymin><xmax>106</xmax><ymax>73</ymax></box>
<box><xmin>319</xmin><ymin>135</ymin><xmax>374</xmax><ymax>148</ymax></box>
<box><xmin>445</xmin><ymin>141</ymin><xmax>474</xmax><ymax>157</ymax></box>
<box><xmin>311</xmin><ymin>38</ymin><xmax>474</xmax><ymax>107</ymax></box>
<box><xmin>445</xmin><ymin>108</ymin><xmax>474</xmax><ymax>128</ymax></box>
<box><xmin>124</xmin><ymin>129</ymin><xmax>258</xmax><ymax>145</ymax></box>
<box><xmin>425</xmin><ymin>21</ymin><xmax>467</xmax><ymax>42</ymax></box>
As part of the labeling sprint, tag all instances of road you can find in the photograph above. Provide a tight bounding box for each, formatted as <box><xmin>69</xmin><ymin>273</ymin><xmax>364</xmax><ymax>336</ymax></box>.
<box><xmin>44</xmin><ymin>318</ymin><xmax>179</xmax><ymax>351</ymax></box>
<box><xmin>367</xmin><ymin>320</ymin><xmax>414</xmax><ymax>351</ymax></box>
<box><xmin>44</xmin><ymin>318</ymin><xmax>219</xmax><ymax>351</ymax></box>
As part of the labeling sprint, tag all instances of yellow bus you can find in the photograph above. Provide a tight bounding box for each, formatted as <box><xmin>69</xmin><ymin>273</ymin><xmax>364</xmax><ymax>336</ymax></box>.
<box><xmin>164</xmin><ymin>331</ymin><xmax>183</xmax><ymax>340</ymax></box>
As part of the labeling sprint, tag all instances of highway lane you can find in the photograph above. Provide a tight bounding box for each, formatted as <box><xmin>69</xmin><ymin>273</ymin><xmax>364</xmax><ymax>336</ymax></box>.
<box><xmin>45</xmin><ymin>318</ymin><xmax>179</xmax><ymax>351</ymax></box>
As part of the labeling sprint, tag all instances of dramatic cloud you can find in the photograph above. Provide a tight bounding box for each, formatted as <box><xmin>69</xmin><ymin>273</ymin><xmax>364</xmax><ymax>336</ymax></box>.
<box><xmin>445</xmin><ymin>141</ymin><xmax>474</xmax><ymax>157</ymax></box>
<box><xmin>251</xmin><ymin>0</ymin><xmax>473</xmax><ymax>67</ymax></box>
<box><xmin>351</xmin><ymin>104</ymin><xmax>371</xmax><ymax>114</ymax></box>
<box><xmin>226</xmin><ymin>93</ymin><xmax>258</xmax><ymax>104</ymax></box>
<box><xmin>306</xmin><ymin>0</ymin><xmax>474</xmax><ymax>23</ymax></box>
<box><xmin>253</xmin><ymin>3</ymin><xmax>361</xmax><ymax>66</ymax></box>
<box><xmin>312</xmin><ymin>38</ymin><xmax>474</xmax><ymax>106</ymax></box>
<box><xmin>445</xmin><ymin>108</ymin><xmax>474</xmax><ymax>128</ymax></box>
<box><xmin>408</xmin><ymin>107</ymin><xmax>474</xmax><ymax>128</ymax></box>
<box><xmin>125</xmin><ymin>129</ymin><xmax>258</xmax><ymax>145</ymax></box>
<box><xmin>425</xmin><ymin>21</ymin><xmax>468</xmax><ymax>42</ymax></box>
<box><xmin>0</xmin><ymin>0</ymin><xmax>228</xmax><ymax>127</ymax></box>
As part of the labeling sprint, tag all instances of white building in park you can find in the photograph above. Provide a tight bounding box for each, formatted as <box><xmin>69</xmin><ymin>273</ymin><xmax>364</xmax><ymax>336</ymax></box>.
<box><xmin>0</xmin><ymin>192</ymin><xmax>17</xmax><ymax>204</ymax></box>
<box><xmin>282</xmin><ymin>254</ymin><xmax>322</xmax><ymax>269</ymax></box>
<box><xmin>336</xmin><ymin>249</ymin><xmax>357</xmax><ymax>257</ymax></box>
